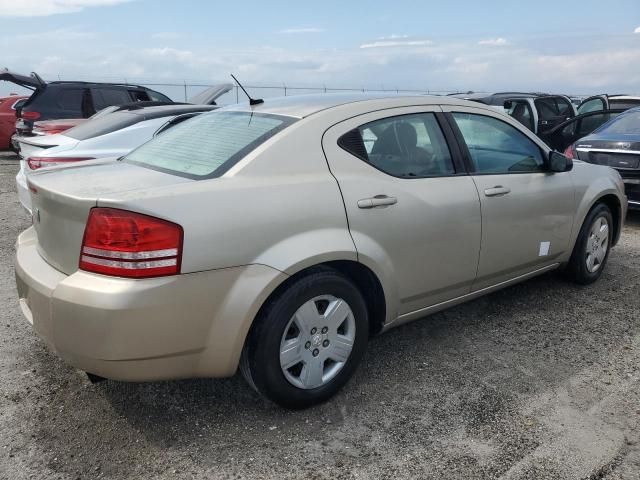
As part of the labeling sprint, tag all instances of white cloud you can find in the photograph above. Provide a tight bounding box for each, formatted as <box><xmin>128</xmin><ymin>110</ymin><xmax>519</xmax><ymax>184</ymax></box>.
<box><xmin>14</xmin><ymin>28</ymin><xmax>96</xmax><ymax>41</ymax></box>
<box><xmin>360</xmin><ymin>39</ymin><xmax>433</xmax><ymax>49</ymax></box>
<box><xmin>0</xmin><ymin>0</ymin><xmax>134</xmax><ymax>17</ymax></box>
<box><xmin>151</xmin><ymin>32</ymin><xmax>182</xmax><ymax>40</ymax></box>
<box><xmin>379</xmin><ymin>34</ymin><xmax>409</xmax><ymax>40</ymax></box>
<box><xmin>143</xmin><ymin>47</ymin><xmax>194</xmax><ymax>62</ymax></box>
<box><xmin>1</xmin><ymin>31</ymin><xmax>639</xmax><ymax>99</ymax></box>
<box><xmin>279</xmin><ymin>27</ymin><xmax>325</xmax><ymax>34</ymax></box>
<box><xmin>478</xmin><ymin>37</ymin><xmax>509</xmax><ymax>46</ymax></box>
<box><xmin>634</xmin><ymin>26</ymin><xmax>640</xmax><ymax>33</ymax></box>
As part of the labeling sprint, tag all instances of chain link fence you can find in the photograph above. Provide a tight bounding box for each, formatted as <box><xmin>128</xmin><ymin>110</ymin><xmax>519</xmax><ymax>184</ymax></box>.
<box><xmin>104</xmin><ymin>81</ymin><xmax>480</xmax><ymax>104</ymax></box>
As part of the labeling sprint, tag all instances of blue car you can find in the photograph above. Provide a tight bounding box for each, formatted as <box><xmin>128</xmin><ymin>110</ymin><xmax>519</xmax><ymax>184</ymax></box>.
<box><xmin>566</xmin><ymin>107</ymin><xmax>640</xmax><ymax>209</ymax></box>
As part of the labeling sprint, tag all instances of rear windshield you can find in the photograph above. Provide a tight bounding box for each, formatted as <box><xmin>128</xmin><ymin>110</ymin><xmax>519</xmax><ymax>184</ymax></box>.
<box><xmin>595</xmin><ymin>110</ymin><xmax>640</xmax><ymax>135</ymax></box>
<box><xmin>65</xmin><ymin>111</ymin><xmax>140</xmax><ymax>140</ymax></box>
<box><xmin>123</xmin><ymin>111</ymin><xmax>295</xmax><ymax>179</ymax></box>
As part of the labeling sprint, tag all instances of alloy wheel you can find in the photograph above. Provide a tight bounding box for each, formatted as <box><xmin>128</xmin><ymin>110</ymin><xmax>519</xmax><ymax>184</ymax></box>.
<box><xmin>279</xmin><ymin>295</ymin><xmax>356</xmax><ymax>389</ymax></box>
<box><xmin>585</xmin><ymin>216</ymin><xmax>609</xmax><ymax>273</ymax></box>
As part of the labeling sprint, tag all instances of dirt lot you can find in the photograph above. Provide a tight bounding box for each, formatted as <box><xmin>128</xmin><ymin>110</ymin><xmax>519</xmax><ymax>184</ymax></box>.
<box><xmin>0</xmin><ymin>151</ymin><xmax>639</xmax><ymax>480</ymax></box>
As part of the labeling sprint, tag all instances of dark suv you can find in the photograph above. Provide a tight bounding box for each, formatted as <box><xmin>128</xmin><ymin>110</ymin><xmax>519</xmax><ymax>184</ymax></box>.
<box><xmin>0</xmin><ymin>69</ymin><xmax>172</xmax><ymax>136</ymax></box>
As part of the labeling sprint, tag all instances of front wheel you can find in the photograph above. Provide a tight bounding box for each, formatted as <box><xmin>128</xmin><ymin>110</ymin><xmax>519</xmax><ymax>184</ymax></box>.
<box><xmin>566</xmin><ymin>203</ymin><xmax>613</xmax><ymax>284</ymax></box>
<box><xmin>240</xmin><ymin>269</ymin><xmax>369</xmax><ymax>409</ymax></box>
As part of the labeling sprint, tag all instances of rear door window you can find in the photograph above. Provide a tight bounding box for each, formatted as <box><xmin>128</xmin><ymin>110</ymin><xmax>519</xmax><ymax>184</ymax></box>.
<box><xmin>338</xmin><ymin>112</ymin><xmax>455</xmax><ymax>177</ymax></box>
<box><xmin>56</xmin><ymin>88</ymin><xmax>86</xmax><ymax>114</ymax></box>
<box><xmin>92</xmin><ymin>88</ymin><xmax>132</xmax><ymax>110</ymax></box>
<box><xmin>124</xmin><ymin>111</ymin><xmax>295</xmax><ymax>179</ymax></box>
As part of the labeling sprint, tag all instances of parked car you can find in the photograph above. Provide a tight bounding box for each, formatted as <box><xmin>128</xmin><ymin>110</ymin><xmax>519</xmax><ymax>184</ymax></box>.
<box><xmin>451</xmin><ymin>92</ymin><xmax>577</xmax><ymax>135</ymax></box>
<box><xmin>0</xmin><ymin>69</ymin><xmax>172</xmax><ymax>137</ymax></box>
<box><xmin>577</xmin><ymin>94</ymin><xmax>640</xmax><ymax>115</ymax></box>
<box><xmin>15</xmin><ymin>94</ymin><xmax>626</xmax><ymax>409</ymax></box>
<box><xmin>17</xmin><ymin>101</ymin><xmax>177</xmax><ymax>143</ymax></box>
<box><xmin>15</xmin><ymin>102</ymin><xmax>224</xmax><ymax>212</ymax></box>
<box><xmin>539</xmin><ymin>109</ymin><xmax>625</xmax><ymax>152</ymax></box>
<box><xmin>13</xmin><ymin>84</ymin><xmax>232</xmax><ymax>155</ymax></box>
<box><xmin>566</xmin><ymin>106</ymin><xmax>640</xmax><ymax>209</ymax></box>
<box><xmin>0</xmin><ymin>95</ymin><xmax>28</xmax><ymax>149</ymax></box>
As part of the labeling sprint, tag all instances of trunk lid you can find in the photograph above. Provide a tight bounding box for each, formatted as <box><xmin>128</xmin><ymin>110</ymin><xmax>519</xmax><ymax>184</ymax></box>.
<box><xmin>17</xmin><ymin>134</ymin><xmax>78</xmax><ymax>160</ymax></box>
<box><xmin>575</xmin><ymin>140</ymin><xmax>640</xmax><ymax>170</ymax></box>
<box><xmin>0</xmin><ymin>69</ymin><xmax>45</xmax><ymax>90</ymax></box>
<box><xmin>33</xmin><ymin>118</ymin><xmax>85</xmax><ymax>135</ymax></box>
<box><xmin>28</xmin><ymin>161</ymin><xmax>191</xmax><ymax>274</ymax></box>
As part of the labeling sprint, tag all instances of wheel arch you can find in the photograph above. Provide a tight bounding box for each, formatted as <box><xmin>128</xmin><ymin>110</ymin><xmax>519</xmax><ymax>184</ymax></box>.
<box><xmin>246</xmin><ymin>260</ymin><xmax>389</xmax><ymax>349</ymax></box>
<box><xmin>579</xmin><ymin>193</ymin><xmax>622</xmax><ymax>247</ymax></box>
<box><xmin>595</xmin><ymin>193</ymin><xmax>622</xmax><ymax>246</ymax></box>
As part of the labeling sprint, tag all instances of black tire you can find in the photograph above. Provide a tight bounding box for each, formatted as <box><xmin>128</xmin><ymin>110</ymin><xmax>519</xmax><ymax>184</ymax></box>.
<box><xmin>566</xmin><ymin>203</ymin><xmax>613</xmax><ymax>285</ymax></box>
<box><xmin>240</xmin><ymin>268</ymin><xmax>369</xmax><ymax>409</ymax></box>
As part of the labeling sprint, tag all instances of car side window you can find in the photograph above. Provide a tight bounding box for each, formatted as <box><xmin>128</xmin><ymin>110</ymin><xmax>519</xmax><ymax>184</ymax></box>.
<box><xmin>146</xmin><ymin>90</ymin><xmax>172</xmax><ymax>102</ymax></box>
<box><xmin>130</xmin><ymin>90</ymin><xmax>151</xmax><ymax>102</ymax></box>
<box><xmin>578</xmin><ymin>98</ymin><xmax>605</xmax><ymax>114</ymax></box>
<box><xmin>555</xmin><ymin>97</ymin><xmax>573</xmax><ymax>116</ymax></box>
<box><xmin>452</xmin><ymin>112</ymin><xmax>545</xmax><ymax>174</ymax></box>
<box><xmin>505</xmin><ymin>100</ymin><xmax>534</xmax><ymax>131</ymax></box>
<box><xmin>535</xmin><ymin>98</ymin><xmax>559</xmax><ymax>123</ymax></box>
<box><xmin>338</xmin><ymin>113</ymin><xmax>455</xmax><ymax>178</ymax></box>
<box><xmin>92</xmin><ymin>88</ymin><xmax>132</xmax><ymax>110</ymax></box>
<box><xmin>56</xmin><ymin>88</ymin><xmax>85</xmax><ymax>113</ymax></box>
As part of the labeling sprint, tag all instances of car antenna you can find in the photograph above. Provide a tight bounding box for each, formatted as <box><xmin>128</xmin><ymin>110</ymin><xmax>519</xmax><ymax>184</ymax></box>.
<box><xmin>231</xmin><ymin>74</ymin><xmax>263</xmax><ymax>106</ymax></box>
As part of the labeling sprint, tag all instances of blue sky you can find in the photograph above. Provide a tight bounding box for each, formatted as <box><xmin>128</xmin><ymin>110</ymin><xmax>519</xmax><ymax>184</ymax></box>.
<box><xmin>1</xmin><ymin>0</ymin><xmax>639</xmax><ymax>100</ymax></box>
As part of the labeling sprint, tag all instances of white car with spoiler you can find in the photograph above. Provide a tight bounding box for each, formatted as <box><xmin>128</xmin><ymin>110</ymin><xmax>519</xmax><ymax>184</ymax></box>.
<box><xmin>15</xmin><ymin>84</ymin><xmax>232</xmax><ymax>212</ymax></box>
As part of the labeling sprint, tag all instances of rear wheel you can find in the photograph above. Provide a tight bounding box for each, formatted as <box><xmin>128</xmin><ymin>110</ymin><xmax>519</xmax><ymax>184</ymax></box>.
<box><xmin>240</xmin><ymin>269</ymin><xmax>369</xmax><ymax>409</ymax></box>
<box><xmin>566</xmin><ymin>203</ymin><xmax>613</xmax><ymax>284</ymax></box>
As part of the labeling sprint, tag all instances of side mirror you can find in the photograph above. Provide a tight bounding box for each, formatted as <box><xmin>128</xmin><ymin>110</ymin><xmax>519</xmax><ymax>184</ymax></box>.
<box><xmin>504</xmin><ymin>100</ymin><xmax>513</xmax><ymax>110</ymax></box>
<box><xmin>548</xmin><ymin>151</ymin><xmax>573</xmax><ymax>172</ymax></box>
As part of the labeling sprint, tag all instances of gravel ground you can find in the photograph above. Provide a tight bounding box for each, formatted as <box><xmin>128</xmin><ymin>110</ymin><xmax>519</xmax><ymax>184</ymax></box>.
<box><xmin>1</xmin><ymin>151</ymin><xmax>639</xmax><ymax>480</ymax></box>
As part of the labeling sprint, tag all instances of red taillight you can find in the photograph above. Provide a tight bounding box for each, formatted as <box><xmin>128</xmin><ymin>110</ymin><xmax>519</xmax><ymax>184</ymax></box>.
<box><xmin>21</xmin><ymin>111</ymin><xmax>40</xmax><ymax>120</ymax></box>
<box><xmin>79</xmin><ymin>208</ymin><xmax>183</xmax><ymax>278</ymax></box>
<box><xmin>37</xmin><ymin>127</ymin><xmax>67</xmax><ymax>135</ymax></box>
<box><xmin>563</xmin><ymin>145</ymin><xmax>577</xmax><ymax>159</ymax></box>
<box><xmin>27</xmin><ymin>156</ymin><xmax>94</xmax><ymax>170</ymax></box>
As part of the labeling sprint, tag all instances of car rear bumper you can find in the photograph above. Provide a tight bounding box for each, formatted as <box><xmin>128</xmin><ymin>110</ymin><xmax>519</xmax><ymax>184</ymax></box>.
<box><xmin>10</xmin><ymin>134</ymin><xmax>20</xmax><ymax>152</ymax></box>
<box><xmin>15</xmin><ymin>227</ymin><xmax>287</xmax><ymax>381</ymax></box>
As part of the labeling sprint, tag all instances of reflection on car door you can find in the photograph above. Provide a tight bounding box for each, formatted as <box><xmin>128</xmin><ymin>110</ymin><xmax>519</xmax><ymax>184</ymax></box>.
<box><xmin>322</xmin><ymin>106</ymin><xmax>482</xmax><ymax>316</ymax></box>
<box><xmin>444</xmin><ymin>107</ymin><xmax>575</xmax><ymax>290</ymax></box>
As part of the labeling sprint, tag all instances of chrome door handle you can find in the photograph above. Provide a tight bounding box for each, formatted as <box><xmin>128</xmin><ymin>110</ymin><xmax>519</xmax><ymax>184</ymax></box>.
<box><xmin>484</xmin><ymin>186</ymin><xmax>511</xmax><ymax>197</ymax></box>
<box><xmin>357</xmin><ymin>195</ymin><xmax>398</xmax><ymax>209</ymax></box>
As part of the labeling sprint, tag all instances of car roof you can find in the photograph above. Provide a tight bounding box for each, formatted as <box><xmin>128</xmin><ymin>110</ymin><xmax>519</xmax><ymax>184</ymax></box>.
<box><xmin>608</xmin><ymin>95</ymin><xmax>640</xmax><ymax>101</ymax></box>
<box><xmin>46</xmin><ymin>81</ymin><xmax>152</xmax><ymax>90</ymax></box>
<box><xmin>220</xmin><ymin>92</ymin><xmax>491</xmax><ymax>119</ymax></box>
<box><xmin>454</xmin><ymin>91</ymin><xmax>573</xmax><ymax>105</ymax></box>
